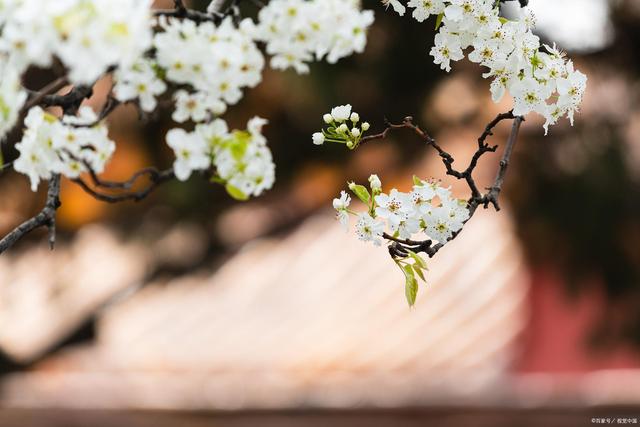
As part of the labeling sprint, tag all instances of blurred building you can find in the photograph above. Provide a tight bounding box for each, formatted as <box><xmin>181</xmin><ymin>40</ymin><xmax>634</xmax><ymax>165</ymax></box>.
<box><xmin>1</xmin><ymin>0</ymin><xmax>640</xmax><ymax>425</ymax></box>
<box><xmin>1</xmin><ymin>207</ymin><xmax>639</xmax><ymax>425</ymax></box>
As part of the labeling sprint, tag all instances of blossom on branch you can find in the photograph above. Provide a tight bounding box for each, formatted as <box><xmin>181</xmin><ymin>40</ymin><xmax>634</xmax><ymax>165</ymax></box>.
<box><xmin>254</xmin><ymin>0</ymin><xmax>375</xmax><ymax>73</ymax></box>
<box><xmin>14</xmin><ymin>106</ymin><xmax>115</xmax><ymax>191</ymax></box>
<box><xmin>384</xmin><ymin>0</ymin><xmax>587</xmax><ymax>134</ymax></box>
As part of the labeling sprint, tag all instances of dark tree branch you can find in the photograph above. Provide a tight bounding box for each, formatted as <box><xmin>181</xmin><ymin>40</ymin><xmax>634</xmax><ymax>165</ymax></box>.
<box><xmin>40</xmin><ymin>85</ymin><xmax>94</xmax><ymax>115</ymax></box>
<box><xmin>359</xmin><ymin>112</ymin><xmax>523</xmax><ymax>260</ymax></box>
<box><xmin>155</xmin><ymin>0</ymin><xmax>254</xmax><ymax>24</ymax></box>
<box><xmin>0</xmin><ymin>174</ymin><xmax>61</xmax><ymax>254</ymax></box>
<box><xmin>477</xmin><ymin>116</ymin><xmax>524</xmax><ymax>212</ymax></box>
<box><xmin>155</xmin><ymin>7</ymin><xmax>222</xmax><ymax>23</ymax></box>
<box><xmin>70</xmin><ymin>93</ymin><xmax>121</xmax><ymax>128</ymax></box>
<box><xmin>155</xmin><ymin>0</ymin><xmax>226</xmax><ymax>23</ymax></box>
<box><xmin>24</xmin><ymin>77</ymin><xmax>69</xmax><ymax>110</ymax></box>
<box><xmin>0</xmin><ymin>0</ymin><xmax>245</xmax><ymax>253</ymax></box>
<box><xmin>495</xmin><ymin>0</ymin><xmax>529</xmax><ymax>8</ymax></box>
<box><xmin>0</xmin><ymin>78</ymin><xmax>97</xmax><ymax>253</ymax></box>
<box><xmin>71</xmin><ymin>168</ymin><xmax>175</xmax><ymax>203</ymax></box>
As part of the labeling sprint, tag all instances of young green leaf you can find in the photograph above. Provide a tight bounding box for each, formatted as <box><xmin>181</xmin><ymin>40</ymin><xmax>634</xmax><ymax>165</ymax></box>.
<box><xmin>225</xmin><ymin>184</ymin><xmax>249</xmax><ymax>201</ymax></box>
<box><xmin>435</xmin><ymin>12</ymin><xmax>444</xmax><ymax>30</ymax></box>
<box><xmin>348</xmin><ymin>183</ymin><xmax>371</xmax><ymax>204</ymax></box>
<box><xmin>402</xmin><ymin>264</ymin><xmax>418</xmax><ymax>307</ymax></box>
<box><xmin>210</xmin><ymin>175</ymin><xmax>225</xmax><ymax>184</ymax></box>
<box><xmin>407</xmin><ymin>249</ymin><xmax>427</xmax><ymax>270</ymax></box>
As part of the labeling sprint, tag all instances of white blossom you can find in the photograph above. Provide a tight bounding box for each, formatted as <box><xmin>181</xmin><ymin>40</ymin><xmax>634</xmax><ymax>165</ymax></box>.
<box><xmin>333</xmin><ymin>190</ymin><xmax>351</xmax><ymax>230</ymax></box>
<box><xmin>334</xmin><ymin>176</ymin><xmax>469</xmax><ymax>248</ymax></box>
<box><xmin>313</xmin><ymin>105</ymin><xmax>369</xmax><ymax>149</ymax></box>
<box><xmin>355</xmin><ymin>213</ymin><xmax>385</xmax><ymax>246</ymax></box>
<box><xmin>1</xmin><ymin>0</ymin><xmax>153</xmax><ymax>84</ymax></box>
<box><xmin>165</xmin><ymin>128</ymin><xmax>210</xmax><ymax>181</ymax></box>
<box><xmin>368</xmin><ymin>174</ymin><xmax>382</xmax><ymax>192</ymax></box>
<box><xmin>201</xmin><ymin>116</ymin><xmax>276</xmax><ymax>198</ymax></box>
<box><xmin>0</xmin><ymin>58</ymin><xmax>27</xmax><ymax>139</ymax></box>
<box><xmin>375</xmin><ymin>189</ymin><xmax>412</xmax><ymax>230</ymax></box>
<box><xmin>114</xmin><ymin>59</ymin><xmax>167</xmax><ymax>112</ymax></box>
<box><xmin>312</xmin><ymin>132</ymin><xmax>325</xmax><ymax>145</ymax></box>
<box><xmin>254</xmin><ymin>0</ymin><xmax>374</xmax><ymax>73</ymax></box>
<box><xmin>331</xmin><ymin>104</ymin><xmax>352</xmax><ymax>122</ymax></box>
<box><xmin>154</xmin><ymin>16</ymin><xmax>265</xmax><ymax>110</ymax></box>
<box><xmin>386</xmin><ymin>0</ymin><xmax>586</xmax><ymax>133</ymax></box>
<box><xmin>383</xmin><ymin>0</ymin><xmax>406</xmax><ymax>16</ymax></box>
<box><xmin>14</xmin><ymin>106</ymin><xmax>115</xmax><ymax>191</ymax></box>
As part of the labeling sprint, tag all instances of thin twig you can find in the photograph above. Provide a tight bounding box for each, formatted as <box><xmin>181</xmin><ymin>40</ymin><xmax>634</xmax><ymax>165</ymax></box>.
<box><xmin>70</xmin><ymin>94</ymin><xmax>121</xmax><ymax>128</ymax></box>
<box><xmin>155</xmin><ymin>0</ymin><xmax>227</xmax><ymax>23</ymax></box>
<box><xmin>24</xmin><ymin>77</ymin><xmax>69</xmax><ymax>110</ymax></box>
<box><xmin>0</xmin><ymin>1</ymin><xmax>241</xmax><ymax>253</ymax></box>
<box><xmin>0</xmin><ymin>174</ymin><xmax>61</xmax><ymax>254</ymax></box>
<box><xmin>361</xmin><ymin>112</ymin><xmax>523</xmax><ymax>259</ymax></box>
<box><xmin>72</xmin><ymin>168</ymin><xmax>175</xmax><ymax>203</ymax></box>
<box><xmin>477</xmin><ymin>116</ymin><xmax>524</xmax><ymax>212</ymax></box>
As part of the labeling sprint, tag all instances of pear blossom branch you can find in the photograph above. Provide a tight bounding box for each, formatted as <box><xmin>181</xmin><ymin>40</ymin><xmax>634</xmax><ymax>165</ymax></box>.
<box><xmin>71</xmin><ymin>167</ymin><xmax>175</xmax><ymax>204</ymax></box>
<box><xmin>23</xmin><ymin>77</ymin><xmax>69</xmax><ymax>110</ymax></box>
<box><xmin>0</xmin><ymin>82</ymin><xmax>98</xmax><ymax>254</ymax></box>
<box><xmin>39</xmin><ymin>85</ymin><xmax>94</xmax><ymax>115</ymax></box>
<box><xmin>155</xmin><ymin>7</ymin><xmax>221</xmax><ymax>23</ymax></box>
<box><xmin>154</xmin><ymin>0</ymin><xmax>234</xmax><ymax>23</ymax></box>
<box><xmin>497</xmin><ymin>0</ymin><xmax>529</xmax><ymax>7</ymax></box>
<box><xmin>360</xmin><ymin>111</ymin><xmax>523</xmax><ymax>259</ymax></box>
<box><xmin>0</xmin><ymin>174</ymin><xmax>61</xmax><ymax>254</ymax></box>
<box><xmin>69</xmin><ymin>93</ymin><xmax>121</xmax><ymax>128</ymax></box>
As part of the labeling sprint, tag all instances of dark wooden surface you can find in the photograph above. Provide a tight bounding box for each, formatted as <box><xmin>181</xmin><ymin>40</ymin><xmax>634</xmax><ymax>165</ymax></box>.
<box><xmin>0</xmin><ymin>407</ymin><xmax>638</xmax><ymax>427</ymax></box>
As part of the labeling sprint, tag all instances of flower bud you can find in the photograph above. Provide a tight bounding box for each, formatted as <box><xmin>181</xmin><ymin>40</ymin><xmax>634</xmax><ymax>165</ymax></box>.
<box><xmin>350</xmin><ymin>112</ymin><xmax>360</xmax><ymax>123</ymax></box>
<box><xmin>323</xmin><ymin>113</ymin><xmax>333</xmax><ymax>124</ymax></box>
<box><xmin>338</xmin><ymin>123</ymin><xmax>349</xmax><ymax>133</ymax></box>
<box><xmin>351</xmin><ymin>128</ymin><xmax>361</xmax><ymax>137</ymax></box>
<box><xmin>368</xmin><ymin>174</ymin><xmax>382</xmax><ymax>192</ymax></box>
<box><xmin>312</xmin><ymin>132</ymin><xmax>325</xmax><ymax>145</ymax></box>
<box><xmin>361</xmin><ymin>122</ymin><xmax>370</xmax><ymax>131</ymax></box>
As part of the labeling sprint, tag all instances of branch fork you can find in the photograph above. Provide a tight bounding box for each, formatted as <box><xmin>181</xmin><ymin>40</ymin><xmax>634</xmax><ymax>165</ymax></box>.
<box><xmin>361</xmin><ymin>111</ymin><xmax>524</xmax><ymax>260</ymax></box>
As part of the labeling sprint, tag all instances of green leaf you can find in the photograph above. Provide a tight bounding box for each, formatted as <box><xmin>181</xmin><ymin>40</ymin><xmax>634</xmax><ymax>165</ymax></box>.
<box><xmin>413</xmin><ymin>175</ymin><xmax>423</xmax><ymax>186</ymax></box>
<box><xmin>210</xmin><ymin>175</ymin><xmax>225</xmax><ymax>184</ymax></box>
<box><xmin>499</xmin><ymin>17</ymin><xmax>509</xmax><ymax>24</ymax></box>
<box><xmin>413</xmin><ymin>264</ymin><xmax>426</xmax><ymax>282</ymax></box>
<box><xmin>225</xmin><ymin>184</ymin><xmax>249</xmax><ymax>201</ymax></box>
<box><xmin>402</xmin><ymin>265</ymin><xmax>418</xmax><ymax>307</ymax></box>
<box><xmin>435</xmin><ymin>13</ymin><xmax>444</xmax><ymax>30</ymax></box>
<box><xmin>226</xmin><ymin>130</ymin><xmax>251</xmax><ymax>161</ymax></box>
<box><xmin>349</xmin><ymin>183</ymin><xmax>371</xmax><ymax>204</ymax></box>
<box><xmin>407</xmin><ymin>250</ymin><xmax>427</xmax><ymax>269</ymax></box>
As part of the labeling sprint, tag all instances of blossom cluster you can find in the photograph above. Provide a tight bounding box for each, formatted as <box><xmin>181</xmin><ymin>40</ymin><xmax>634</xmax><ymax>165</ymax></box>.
<box><xmin>2</xmin><ymin>0</ymin><xmax>376</xmax><ymax>199</ymax></box>
<box><xmin>0</xmin><ymin>58</ymin><xmax>27</xmax><ymax>139</ymax></box>
<box><xmin>384</xmin><ymin>0</ymin><xmax>587</xmax><ymax>133</ymax></box>
<box><xmin>13</xmin><ymin>107</ymin><xmax>115</xmax><ymax>191</ymax></box>
<box><xmin>113</xmin><ymin>58</ymin><xmax>168</xmax><ymax>114</ymax></box>
<box><xmin>151</xmin><ymin>16</ymin><xmax>265</xmax><ymax>113</ymax></box>
<box><xmin>0</xmin><ymin>0</ymin><xmax>152</xmax><ymax>84</ymax></box>
<box><xmin>334</xmin><ymin>174</ymin><xmax>470</xmax><ymax>247</ymax></box>
<box><xmin>254</xmin><ymin>0</ymin><xmax>375</xmax><ymax>74</ymax></box>
<box><xmin>166</xmin><ymin>117</ymin><xmax>275</xmax><ymax>199</ymax></box>
<box><xmin>312</xmin><ymin>104</ymin><xmax>370</xmax><ymax>149</ymax></box>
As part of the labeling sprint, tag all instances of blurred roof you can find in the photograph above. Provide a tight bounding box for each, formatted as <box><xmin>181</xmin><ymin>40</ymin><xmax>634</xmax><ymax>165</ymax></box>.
<box><xmin>0</xmin><ymin>208</ymin><xmax>531</xmax><ymax>409</ymax></box>
<box><xmin>0</xmin><ymin>227</ymin><xmax>149</xmax><ymax>362</ymax></box>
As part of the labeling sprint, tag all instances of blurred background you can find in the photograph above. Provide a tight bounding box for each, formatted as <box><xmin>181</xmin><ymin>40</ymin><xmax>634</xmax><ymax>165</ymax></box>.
<box><xmin>0</xmin><ymin>0</ymin><xmax>639</xmax><ymax>425</ymax></box>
